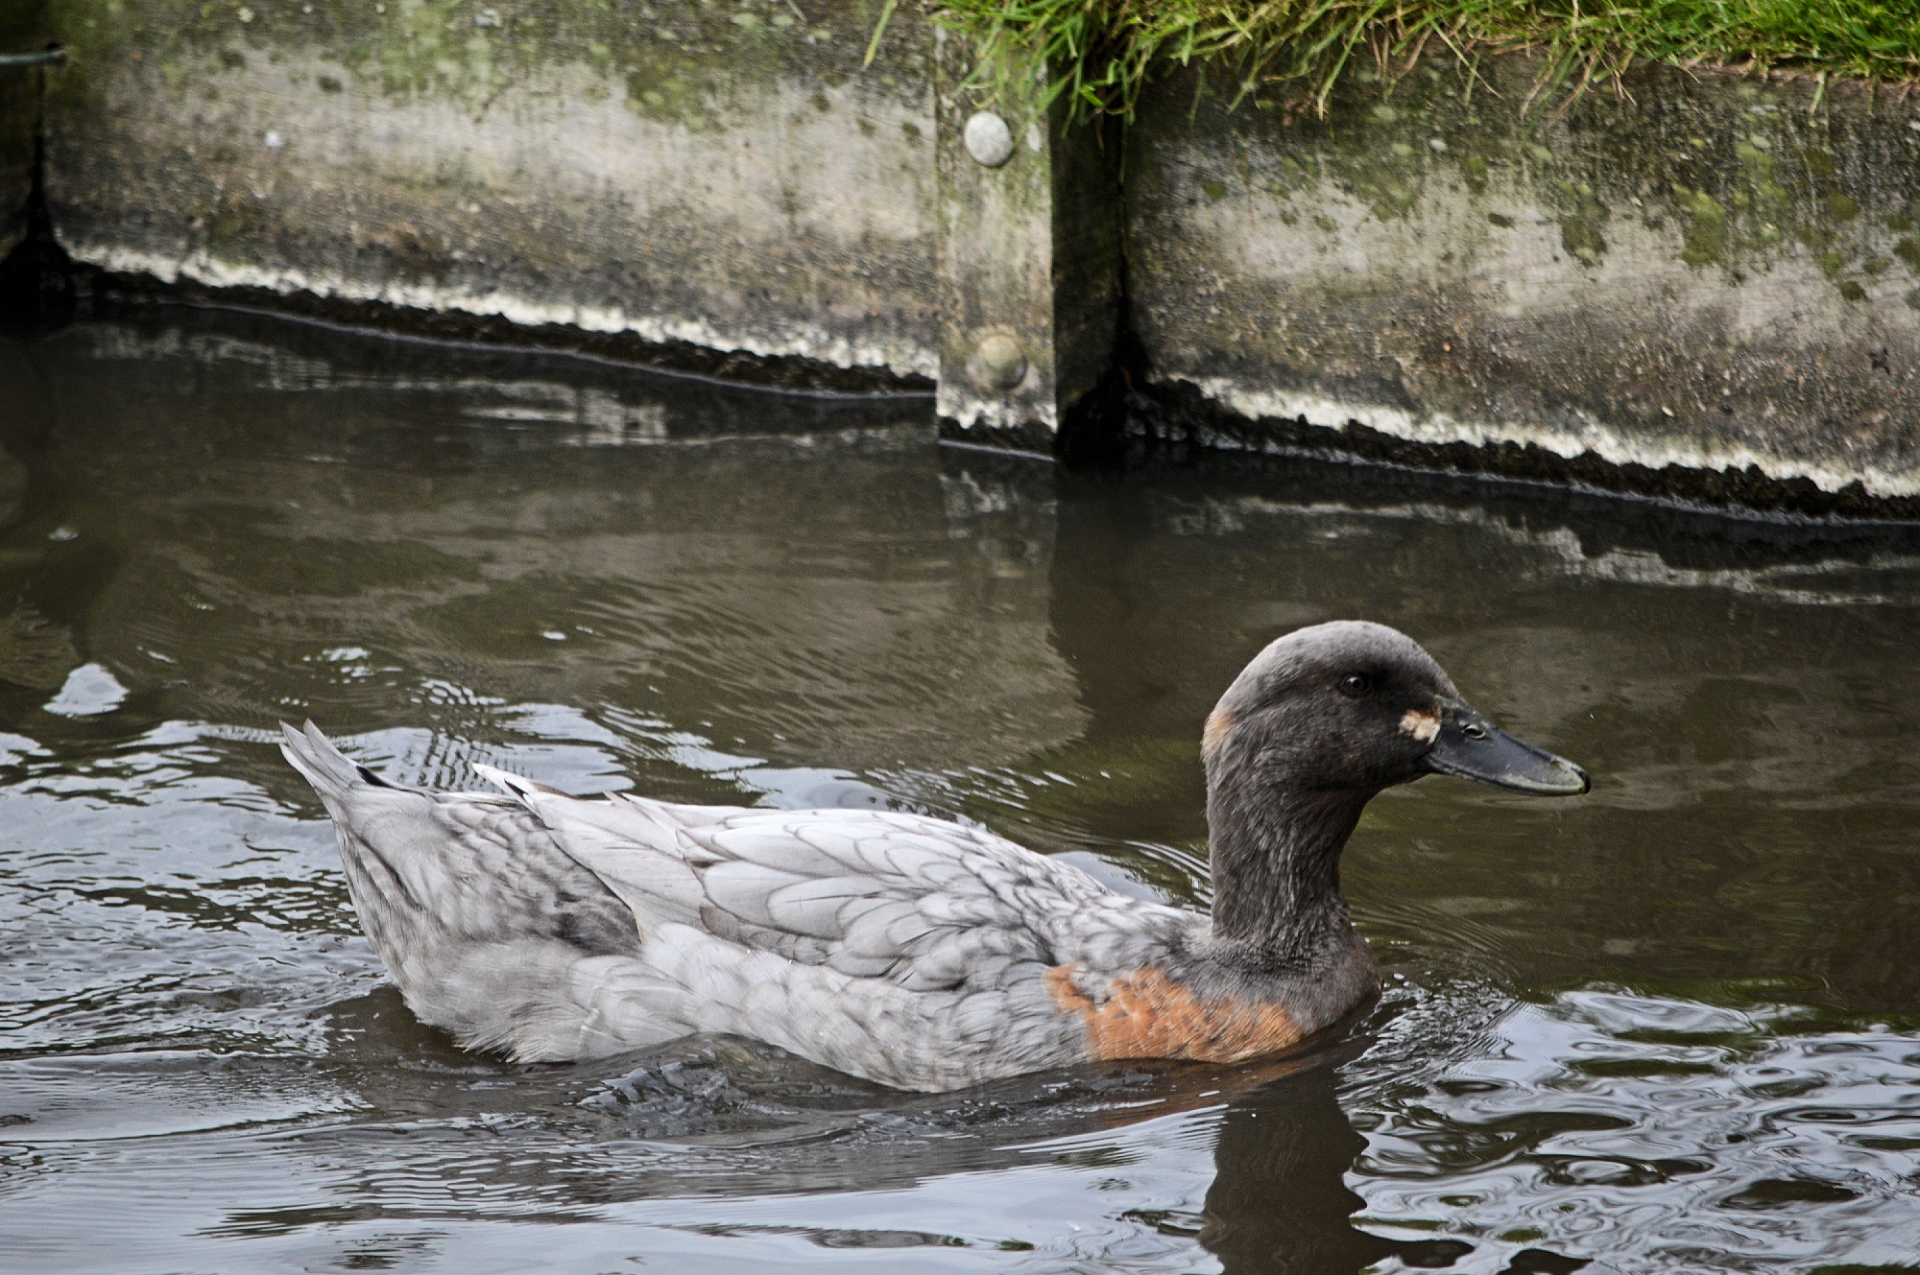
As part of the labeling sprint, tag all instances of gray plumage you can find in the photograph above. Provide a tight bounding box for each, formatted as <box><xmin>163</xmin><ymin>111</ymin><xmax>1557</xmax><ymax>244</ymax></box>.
<box><xmin>278</xmin><ymin>621</ymin><xmax>1587</xmax><ymax>1092</ymax></box>
<box><xmin>281</xmin><ymin>722</ymin><xmax>1195</xmax><ymax>1089</ymax></box>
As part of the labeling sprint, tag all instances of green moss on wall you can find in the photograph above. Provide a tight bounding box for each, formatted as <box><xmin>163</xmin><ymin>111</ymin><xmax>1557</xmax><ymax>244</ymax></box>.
<box><xmin>1164</xmin><ymin>55</ymin><xmax>1917</xmax><ymax>302</ymax></box>
<box><xmin>49</xmin><ymin>0</ymin><xmax>920</xmax><ymax>129</ymax></box>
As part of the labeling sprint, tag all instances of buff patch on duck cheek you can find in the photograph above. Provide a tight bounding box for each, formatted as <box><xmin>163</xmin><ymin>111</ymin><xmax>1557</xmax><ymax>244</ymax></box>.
<box><xmin>1202</xmin><ymin>708</ymin><xmax>1236</xmax><ymax>761</ymax></box>
<box><xmin>1046</xmin><ymin>965</ymin><xmax>1304</xmax><ymax>1064</ymax></box>
<box><xmin>1399</xmin><ymin>709</ymin><xmax>1440</xmax><ymax>743</ymax></box>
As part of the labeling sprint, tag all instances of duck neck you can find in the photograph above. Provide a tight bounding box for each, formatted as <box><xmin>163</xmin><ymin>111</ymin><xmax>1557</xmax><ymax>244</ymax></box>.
<box><xmin>1204</xmin><ymin>777</ymin><xmax>1368</xmax><ymax>973</ymax></box>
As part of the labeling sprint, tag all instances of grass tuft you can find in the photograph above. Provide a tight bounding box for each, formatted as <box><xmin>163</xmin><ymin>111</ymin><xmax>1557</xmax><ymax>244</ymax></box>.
<box><xmin>925</xmin><ymin>0</ymin><xmax>1920</xmax><ymax>120</ymax></box>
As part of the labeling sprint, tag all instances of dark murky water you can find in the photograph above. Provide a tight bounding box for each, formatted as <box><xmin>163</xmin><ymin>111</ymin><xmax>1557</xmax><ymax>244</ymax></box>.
<box><xmin>3</xmin><ymin>312</ymin><xmax>1919</xmax><ymax>1274</ymax></box>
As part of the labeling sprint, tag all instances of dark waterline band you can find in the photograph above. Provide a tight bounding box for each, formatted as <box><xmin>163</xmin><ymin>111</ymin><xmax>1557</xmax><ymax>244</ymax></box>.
<box><xmin>73</xmin><ymin>269</ymin><xmax>940</xmax><ymax>403</ymax></box>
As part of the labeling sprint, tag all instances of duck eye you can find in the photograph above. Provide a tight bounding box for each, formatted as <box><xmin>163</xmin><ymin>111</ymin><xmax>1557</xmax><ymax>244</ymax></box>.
<box><xmin>1339</xmin><ymin>674</ymin><xmax>1371</xmax><ymax>697</ymax></box>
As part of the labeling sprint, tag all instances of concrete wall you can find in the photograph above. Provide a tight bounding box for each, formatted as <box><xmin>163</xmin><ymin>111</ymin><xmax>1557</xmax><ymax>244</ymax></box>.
<box><xmin>931</xmin><ymin>33</ymin><xmax>1124</xmax><ymax>445</ymax></box>
<box><xmin>24</xmin><ymin>5</ymin><xmax>1920</xmax><ymax>513</ymax></box>
<box><xmin>1127</xmin><ymin>60</ymin><xmax>1920</xmax><ymax>505</ymax></box>
<box><xmin>47</xmin><ymin>0</ymin><xmax>937</xmax><ymax>379</ymax></box>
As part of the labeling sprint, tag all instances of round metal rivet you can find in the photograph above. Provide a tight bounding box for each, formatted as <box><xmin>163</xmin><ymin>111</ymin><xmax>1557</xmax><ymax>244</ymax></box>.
<box><xmin>973</xmin><ymin>332</ymin><xmax>1027</xmax><ymax>390</ymax></box>
<box><xmin>963</xmin><ymin>112</ymin><xmax>1015</xmax><ymax>168</ymax></box>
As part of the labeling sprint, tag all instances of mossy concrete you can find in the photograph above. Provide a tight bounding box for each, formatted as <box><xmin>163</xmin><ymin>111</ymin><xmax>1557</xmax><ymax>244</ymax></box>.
<box><xmin>46</xmin><ymin>0</ymin><xmax>937</xmax><ymax>378</ymax></box>
<box><xmin>25</xmin><ymin>7</ymin><xmax>1920</xmax><ymax>509</ymax></box>
<box><xmin>933</xmin><ymin>32</ymin><xmax>1122</xmax><ymax>443</ymax></box>
<box><xmin>1127</xmin><ymin>58</ymin><xmax>1920</xmax><ymax>500</ymax></box>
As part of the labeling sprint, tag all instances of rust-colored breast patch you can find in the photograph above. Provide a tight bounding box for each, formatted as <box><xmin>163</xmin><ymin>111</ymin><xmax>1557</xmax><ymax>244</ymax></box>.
<box><xmin>1202</xmin><ymin>708</ymin><xmax>1236</xmax><ymax>762</ymax></box>
<box><xmin>1046</xmin><ymin>965</ymin><xmax>1304</xmax><ymax>1064</ymax></box>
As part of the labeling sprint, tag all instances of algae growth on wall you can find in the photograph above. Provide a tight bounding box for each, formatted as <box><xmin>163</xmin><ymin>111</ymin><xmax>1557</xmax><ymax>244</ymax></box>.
<box><xmin>18</xmin><ymin>0</ymin><xmax>1920</xmax><ymax>510</ymax></box>
<box><xmin>45</xmin><ymin>0</ymin><xmax>938</xmax><ymax>379</ymax></box>
<box><xmin>1127</xmin><ymin>58</ymin><xmax>1920</xmax><ymax>500</ymax></box>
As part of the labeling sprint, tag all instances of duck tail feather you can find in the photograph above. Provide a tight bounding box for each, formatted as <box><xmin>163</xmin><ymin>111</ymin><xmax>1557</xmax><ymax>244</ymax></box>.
<box><xmin>279</xmin><ymin>721</ymin><xmax>374</xmax><ymax>802</ymax></box>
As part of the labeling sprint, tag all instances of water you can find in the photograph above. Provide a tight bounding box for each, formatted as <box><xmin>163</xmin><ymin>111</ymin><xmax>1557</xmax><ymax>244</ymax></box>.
<box><xmin>3</xmin><ymin>310</ymin><xmax>1919</xmax><ymax>1274</ymax></box>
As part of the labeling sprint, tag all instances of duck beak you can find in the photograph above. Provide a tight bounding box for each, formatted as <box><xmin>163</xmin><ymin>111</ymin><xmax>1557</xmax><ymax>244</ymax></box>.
<box><xmin>1420</xmin><ymin>698</ymin><xmax>1590</xmax><ymax>795</ymax></box>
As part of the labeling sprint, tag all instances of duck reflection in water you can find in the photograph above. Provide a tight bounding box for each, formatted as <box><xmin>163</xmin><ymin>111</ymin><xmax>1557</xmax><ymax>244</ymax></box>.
<box><xmin>1199</xmin><ymin>1054</ymin><xmax>1465</xmax><ymax>1274</ymax></box>
<box><xmin>319</xmin><ymin>988</ymin><xmax>1581</xmax><ymax>1273</ymax></box>
<box><xmin>1195</xmin><ymin>1053</ymin><xmax>1587</xmax><ymax>1275</ymax></box>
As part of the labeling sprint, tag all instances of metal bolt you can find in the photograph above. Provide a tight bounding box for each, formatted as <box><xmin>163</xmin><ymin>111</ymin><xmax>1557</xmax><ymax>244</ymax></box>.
<box><xmin>963</xmin><ymin>112</ymin><xmax>1015</xmax><ymax>168</ymax></box>
<box><xmin>973</xmin><ymin>332</ymin><xmax>1027</xmax><ymax>391</ymax></box>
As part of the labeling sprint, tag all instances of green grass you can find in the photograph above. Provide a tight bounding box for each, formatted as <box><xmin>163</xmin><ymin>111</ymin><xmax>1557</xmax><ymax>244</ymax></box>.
<box><xmin>910</xmin><ymin>0</ymin><xmax>1920</xmax><ymax>120</ymax></box>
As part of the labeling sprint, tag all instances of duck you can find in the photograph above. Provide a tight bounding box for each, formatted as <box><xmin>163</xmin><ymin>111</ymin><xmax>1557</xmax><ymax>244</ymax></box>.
<box><xmin>281</xmin><ymin>620</ymin><xmax>1588</xmax><ymax>1092</ymax></box>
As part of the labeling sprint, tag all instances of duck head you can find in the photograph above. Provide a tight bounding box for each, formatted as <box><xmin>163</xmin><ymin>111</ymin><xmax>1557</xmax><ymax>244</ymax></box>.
<box><xmin>1203</xmin><ymin>620</ymin><xmax>1589</xmax><ymax>799</ymax></box>
<box><xmin>1200</xmin><ymin>621</ymin><xmax>1587</xmax><ymax>964</ymax></box>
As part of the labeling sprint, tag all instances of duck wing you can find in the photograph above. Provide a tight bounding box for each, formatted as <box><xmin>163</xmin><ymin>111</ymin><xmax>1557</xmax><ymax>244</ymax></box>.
<box><xmin>478</xmin><ymin>765</ymin><xmax>1202</xmax><ymax>1088</ymax></box>
<box><xmin>476</xmin><ymin>764</ymin><xmax>1191</xmax><ymax>987</ymax></box>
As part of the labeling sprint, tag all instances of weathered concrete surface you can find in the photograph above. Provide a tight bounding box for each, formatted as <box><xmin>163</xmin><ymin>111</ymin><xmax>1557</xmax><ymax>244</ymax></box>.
<box><xmin>32</xmin><ymin>4</ymin><xmax>1920</xmax><ymax>511</ymax></box>
<box><xmin>1128</xmin><ymin>60</ymin><xmax>1920</xmax><ymax>504</ymax></box>
<box><xmin>47</xmin><ymin>0</ymin><xmax>937</xmax><ymax>379</ymax></box>
<box><xmin>0</xmin><ymin>2</ymin><xmax>46</xmax><ymax>263</ymax></box>
<box><xmin>933</xmin><ymin>32</ymin><xmax>1122</xmax><ymax>443</ymax></box>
